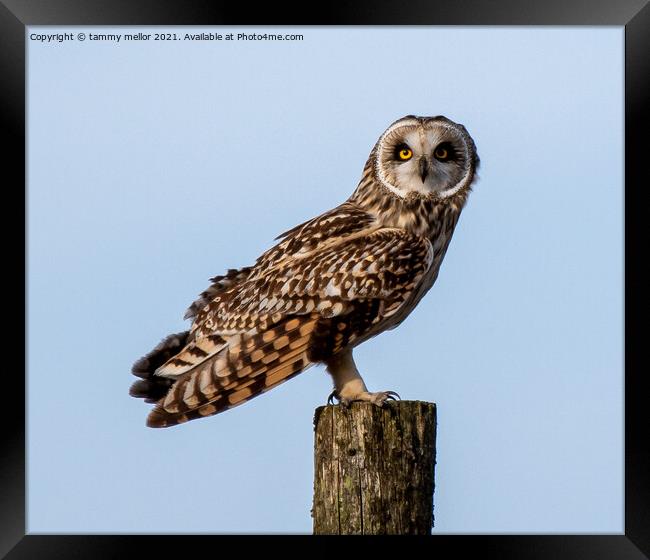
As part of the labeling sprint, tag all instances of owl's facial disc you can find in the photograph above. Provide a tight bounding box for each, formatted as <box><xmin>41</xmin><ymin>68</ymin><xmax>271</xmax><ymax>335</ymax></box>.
<box><xmin>375</xmin><ymin>117</ymin><xmax>476</xmax><ymax>199</ymax></box>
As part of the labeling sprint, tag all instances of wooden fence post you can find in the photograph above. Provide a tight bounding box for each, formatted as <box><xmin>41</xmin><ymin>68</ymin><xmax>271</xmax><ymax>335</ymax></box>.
<box><xmin>312</xmin><ymin>400</ymin><xmax>437</xmax><ymax>534</ymax></box>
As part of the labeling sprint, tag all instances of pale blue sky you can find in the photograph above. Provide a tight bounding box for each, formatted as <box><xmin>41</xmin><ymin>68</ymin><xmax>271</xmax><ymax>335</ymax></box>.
<box><xmin>27</xmin><ymin>27</ymin><xmax>623</xmax><ymax>533</ymax></box>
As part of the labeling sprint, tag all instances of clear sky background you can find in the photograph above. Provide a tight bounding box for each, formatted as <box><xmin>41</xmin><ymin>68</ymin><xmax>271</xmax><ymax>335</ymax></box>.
<box><xmin>27</xmin><ymin>27</ymin><xmax>623</xmax><ymax>533</ymax></box>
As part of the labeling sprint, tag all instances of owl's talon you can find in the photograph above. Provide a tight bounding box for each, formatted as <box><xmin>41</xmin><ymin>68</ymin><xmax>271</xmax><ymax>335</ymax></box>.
<box><xmin>327</xmin><ymin>390</ymin><xmax>401</xmax><ymax>408</ymax></box>
<box><xmin>327</xmin><ymin>390</ymin><xmax>352</xmax><ymax>407</ymax></box>
<box><xmin>368</xmin><ymin>390</ymin><xmax>401</xmax><ymax>407</ymax></box>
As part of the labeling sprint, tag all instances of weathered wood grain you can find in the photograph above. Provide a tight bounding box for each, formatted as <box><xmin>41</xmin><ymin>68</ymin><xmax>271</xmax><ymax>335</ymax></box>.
<box><xmin>312</xmin><ymin>401</ymin><xmax>437</xmax><ymax>534</ymax></box>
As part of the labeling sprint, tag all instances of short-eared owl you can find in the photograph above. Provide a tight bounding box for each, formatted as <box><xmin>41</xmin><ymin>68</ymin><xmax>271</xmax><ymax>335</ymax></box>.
<box><xmin>131</xmin><ymin>115</ymin><xmax>480</xmax><ymax>428</ymax></box>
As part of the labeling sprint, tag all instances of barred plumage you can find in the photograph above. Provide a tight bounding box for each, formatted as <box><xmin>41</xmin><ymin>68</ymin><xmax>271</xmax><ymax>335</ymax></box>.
<box><xmin>131</xmin><ymin>115</ymin><xmax>479</xmax><ymax>427</ymax></box>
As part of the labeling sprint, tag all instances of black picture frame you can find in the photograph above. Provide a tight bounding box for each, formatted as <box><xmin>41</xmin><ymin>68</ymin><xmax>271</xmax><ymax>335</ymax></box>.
<box><xmin>5</xmin><ymin>0</ymin><xmax>648</xmax><ymax>556</ymax></box>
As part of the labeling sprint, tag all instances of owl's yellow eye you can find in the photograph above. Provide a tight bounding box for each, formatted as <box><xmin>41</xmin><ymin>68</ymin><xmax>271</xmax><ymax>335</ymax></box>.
<box><xmin>398</xmin><ymin>147</ymin><xmax>413</xmax><ymax>161</ymax></box>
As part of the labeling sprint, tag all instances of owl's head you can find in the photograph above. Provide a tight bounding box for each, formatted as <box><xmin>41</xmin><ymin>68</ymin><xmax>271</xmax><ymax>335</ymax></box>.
<box><xmin>371</xmin><ymin>115</ymin><xmax>479</xmax><ymax>200</ymax></box>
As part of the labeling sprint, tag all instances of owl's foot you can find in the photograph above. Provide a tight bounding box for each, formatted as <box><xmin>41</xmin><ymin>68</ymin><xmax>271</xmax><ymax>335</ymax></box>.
<box><xmin>325</xmin><ymin>348</ymin><xmax>400</xmax><ymax>408</ymax></box>
<box><xmin>327</xmin><ymin>390</ymin><xmax>400</xmax><ymax>408</ymax></box>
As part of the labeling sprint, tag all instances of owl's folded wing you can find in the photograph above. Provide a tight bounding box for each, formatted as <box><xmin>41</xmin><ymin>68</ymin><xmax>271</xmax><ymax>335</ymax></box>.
<box><xmin>166</xmin><ymin>227</ymin><xmax>433</xmax><ymax>375</ymax></box>
<box><xmin>145</xmin><ymin>228</ymin><xmax>432</xmax><ymax>427</ymax></box>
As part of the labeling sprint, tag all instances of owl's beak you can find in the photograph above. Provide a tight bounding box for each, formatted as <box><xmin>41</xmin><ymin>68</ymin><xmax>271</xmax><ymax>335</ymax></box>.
<box><xmin>419</xmin><ymin>157</ymin><xmax>429</xmax><ymax>183</ymax></box>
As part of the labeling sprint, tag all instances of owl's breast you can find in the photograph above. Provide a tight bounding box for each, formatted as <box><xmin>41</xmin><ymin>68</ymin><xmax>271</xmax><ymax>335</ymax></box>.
<box><xmin>382</xmin><ymin>215</ymin><xmax>459</xmax><ymax>333</ymax></box>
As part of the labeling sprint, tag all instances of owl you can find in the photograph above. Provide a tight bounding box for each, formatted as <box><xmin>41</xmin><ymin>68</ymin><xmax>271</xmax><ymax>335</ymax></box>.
<box><xmin>130</xmin><ymin>115</ymin><xmax>480</xmax><ymax>428</ymax></box>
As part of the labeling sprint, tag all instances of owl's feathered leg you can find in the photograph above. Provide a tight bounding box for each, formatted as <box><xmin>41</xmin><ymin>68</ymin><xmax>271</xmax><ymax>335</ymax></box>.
<box><xmin>325</xmin><ymin>348</ymin><xmax>400</xmax><ymax>407</ymax></box>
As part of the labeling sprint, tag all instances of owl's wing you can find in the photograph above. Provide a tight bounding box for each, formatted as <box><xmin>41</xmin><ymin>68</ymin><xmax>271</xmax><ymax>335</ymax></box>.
<box><xmin>147</xmin><ymin>227</ymin><xmax>432</xmax><ymax>427</ymax></box>
<box><xmin>183</xmin><ymin>267</ymin><xmax>253</xmax><ymax>321</ymax></box>
<box><xmin>182</xmin><ymin>202</ymin><xmax>374</xmax><ymax>321</ymax></box>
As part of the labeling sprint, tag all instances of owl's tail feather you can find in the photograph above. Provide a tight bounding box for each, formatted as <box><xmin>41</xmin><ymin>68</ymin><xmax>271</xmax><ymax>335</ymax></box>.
<box><xmin>130</xmin><ymin>331</ymin><xmax>190</xmax><ymax>403</ymax></box>
<box><xmin>146</xmin><ymin>315</ymin><xmax>320</xmax><ymax>428</ymax></box>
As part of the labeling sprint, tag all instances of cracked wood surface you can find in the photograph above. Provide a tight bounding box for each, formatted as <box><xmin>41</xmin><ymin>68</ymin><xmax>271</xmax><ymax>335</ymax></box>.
<box><xmin>312</xmin><ymin>401</ymin><xmax>436</xmax><ymax>534</ymax></box>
